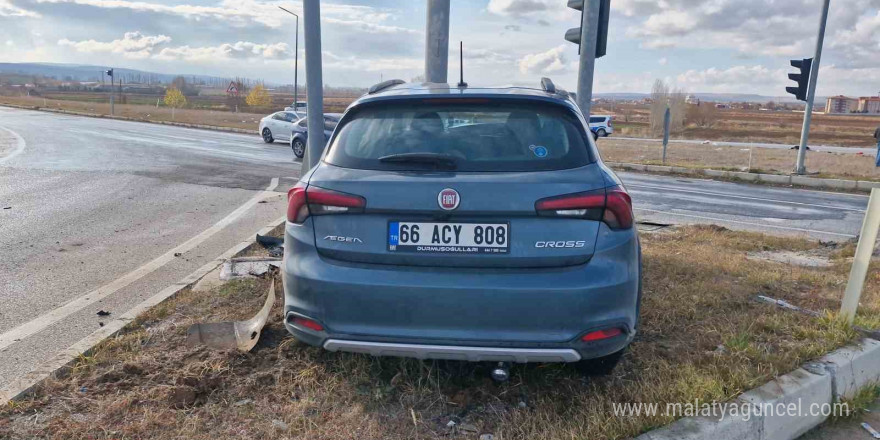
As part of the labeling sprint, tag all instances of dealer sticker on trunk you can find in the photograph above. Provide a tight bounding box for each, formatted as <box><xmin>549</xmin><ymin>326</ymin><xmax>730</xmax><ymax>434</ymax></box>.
<box><xmin>388</xmin><ymin>221</ymin><xmax>509</xmax><ymax>254</ymax></box>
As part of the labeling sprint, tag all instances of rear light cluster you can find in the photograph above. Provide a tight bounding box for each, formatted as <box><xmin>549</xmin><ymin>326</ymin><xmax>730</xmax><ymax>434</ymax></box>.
<box><xmin>290</xmin><ymin>316</ymin><xmax>324</xmax><ymax>332</ymax></box>
<box><xmin>287</xmin><ymin>183</ymin><xmax>366</xmax><ymax>224</ymax></box>
<box><xmin>581</xmin><ymin>328</ymin><xmax>623</xmax><ymax>342</ymax></box>
<box><xmin>535</xmin><ymin>186</ymin><xmax>634</xmax><ymax>230</ymax></box>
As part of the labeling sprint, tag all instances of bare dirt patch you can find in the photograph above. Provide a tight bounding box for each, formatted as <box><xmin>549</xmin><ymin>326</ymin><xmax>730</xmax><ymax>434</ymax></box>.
<box><xmin>2</xmin><ymin>226</ymin><xmax>878</xmax><ymax>440</ymax></box>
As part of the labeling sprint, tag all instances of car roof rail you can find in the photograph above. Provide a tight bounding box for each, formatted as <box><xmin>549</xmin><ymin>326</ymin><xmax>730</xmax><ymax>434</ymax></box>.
<box><xmin>368</xmin><ymin>79</ymin><xmax>405</xmax><ymax>94</ymax></box>
<box><xmin>540</xmin><ymin>77</ymin><xmax>556</xmax><ymax>94</ymax></box>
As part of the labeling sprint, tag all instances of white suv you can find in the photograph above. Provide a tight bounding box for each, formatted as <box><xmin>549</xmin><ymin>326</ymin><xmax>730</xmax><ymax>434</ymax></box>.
<box><xmin>589</xmin><ymin>115</ymin><xmax>613</xmax><ymax>138</ymax></box>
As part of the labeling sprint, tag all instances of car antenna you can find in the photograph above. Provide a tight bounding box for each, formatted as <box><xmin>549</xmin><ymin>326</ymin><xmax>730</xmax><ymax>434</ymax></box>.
<box><xmin>457</xmin><ymin>41</ymin><xmax>468</xmax><ymax>88</ymax></box>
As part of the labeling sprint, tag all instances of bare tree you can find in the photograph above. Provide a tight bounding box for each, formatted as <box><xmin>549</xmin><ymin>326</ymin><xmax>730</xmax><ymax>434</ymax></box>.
<box><xmin>649</xmin><ymin>79</ymin><xmax>669</xmax><ymax>137</ymax></box>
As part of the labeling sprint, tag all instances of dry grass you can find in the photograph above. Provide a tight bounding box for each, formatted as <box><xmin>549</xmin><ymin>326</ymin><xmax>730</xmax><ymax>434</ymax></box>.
<box><xmin>2</xmin><ymin>226</ymin><xmax>879</xmax><ymax>440</ymax></box>
<box><xmin>594</xmin><ymin>105</ymin><xmax>880</xmax><ymax>148</ymax></box>
<box><xmin>598</xmin><ymin>138</ymin><xmax>880</xmax><ymax>182</ymax></box>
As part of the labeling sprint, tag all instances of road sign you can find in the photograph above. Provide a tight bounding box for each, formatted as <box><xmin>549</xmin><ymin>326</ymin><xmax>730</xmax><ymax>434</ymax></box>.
<box><xmin>226</xmin><ymin>82</ymin><xmax>239</xmax><ymax>96</ymax></box>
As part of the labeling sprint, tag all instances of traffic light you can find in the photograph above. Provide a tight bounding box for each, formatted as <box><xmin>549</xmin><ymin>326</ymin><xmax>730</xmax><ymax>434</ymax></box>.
<box><xmin>785</xmin><ymin>58</ymin><xmax>812</xmax><ymax>101</ymax></box>
<box><xmin>105</xmin><ymin>68</ymin><xmax>113</xmax><ymax>77</ymax></box>
<box><xmin>564</xmin><ymin>0</ymin><xmax>610</xmax><ymax>58</ymax></box>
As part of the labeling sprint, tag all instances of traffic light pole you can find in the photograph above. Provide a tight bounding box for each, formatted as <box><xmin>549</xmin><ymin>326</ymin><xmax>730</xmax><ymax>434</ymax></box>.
<box><xmin>302</xmin><ymin>0</ymin><xmax>325</xmax><ymax>172</ymax></box>
<box><xmin>425</xmin><ymin>0</ymin><xmax>450</xmax><ymax>84</ymax></box>
<box><xmin>575</xmin><ymin>0</ymin><xmax>600</xmax><ymax>117</ymax></box>
<box><xmin>795</xmin><ymin>0</ymin><xmax>830</xmax><ymax>175</ymax></box>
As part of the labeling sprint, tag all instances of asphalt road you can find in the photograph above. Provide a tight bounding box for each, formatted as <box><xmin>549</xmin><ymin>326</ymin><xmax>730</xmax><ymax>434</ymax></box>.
<box><xmin>0</xmin><ymin>107</ymin><xmax>870</xmax><ymax>392</ymax></box>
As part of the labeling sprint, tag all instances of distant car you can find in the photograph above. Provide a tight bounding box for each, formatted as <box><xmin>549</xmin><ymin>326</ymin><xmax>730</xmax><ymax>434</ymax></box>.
<box><xmin>289</xmin><ymin>113</ymin><xmax>342</xmax><ymax>159</ymax></box>
<box><xmin>259</xmin><ymin>111</ymin><xmax>301</xmax><ymax>144</ymax></box>
<box><xmin>589</xmin><ymin>115</ymin><xmax>613</xmax><ymax>138</ymax></box>
<box><xmin>285</xmin><ymin>102</ymin><xmax>309</xmax><ymax>113</ymax></box>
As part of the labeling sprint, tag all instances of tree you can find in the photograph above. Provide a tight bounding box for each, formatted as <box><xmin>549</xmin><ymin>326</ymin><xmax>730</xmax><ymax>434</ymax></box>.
<box><xmin>649</xmin><ymin>79</ymin><xmax>687</xmax><ymax>137</ymax></box>
<box><xmin>246</xmin><ymin>84</ymin><xmax>272</xmax><ymax>108</ymax></box>
<box><xmin>164</xmin><ymin>87</ymin><xmax>187</xmax><ymax>120</ymax></box>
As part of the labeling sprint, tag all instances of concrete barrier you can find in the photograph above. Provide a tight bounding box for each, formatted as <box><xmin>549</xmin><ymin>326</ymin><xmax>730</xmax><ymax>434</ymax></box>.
<box><xmin>821</xmin><ymin>338</ymin><xmax>880</xmax><ymax>399</ymax></box>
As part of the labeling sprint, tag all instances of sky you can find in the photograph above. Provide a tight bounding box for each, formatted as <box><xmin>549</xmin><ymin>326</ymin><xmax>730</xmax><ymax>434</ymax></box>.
<box><xmin>1</xmin><ymin>0</ymin><xmax>879</xmax><ymax>96</ymax></box>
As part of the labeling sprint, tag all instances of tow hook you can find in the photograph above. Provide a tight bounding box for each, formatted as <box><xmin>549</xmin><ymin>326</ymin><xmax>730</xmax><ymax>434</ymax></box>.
<box><xmin>490</xmin><ymin>362</ymin><xmax>510</xmax><ymax>382</ymax></box>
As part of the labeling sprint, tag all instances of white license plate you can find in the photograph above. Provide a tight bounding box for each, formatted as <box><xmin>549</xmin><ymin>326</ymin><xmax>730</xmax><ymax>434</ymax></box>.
<box><xmin>388</xmin><ymin>222</ymin><xmax>509</xmax><ymax>254</ymax></box>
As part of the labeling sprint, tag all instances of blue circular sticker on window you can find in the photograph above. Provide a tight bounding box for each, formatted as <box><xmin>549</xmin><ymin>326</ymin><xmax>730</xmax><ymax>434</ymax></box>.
<box><xmin>529</xmin><ymin>145</ymin><xmax>548</xmax><ymax>158</ymax></box>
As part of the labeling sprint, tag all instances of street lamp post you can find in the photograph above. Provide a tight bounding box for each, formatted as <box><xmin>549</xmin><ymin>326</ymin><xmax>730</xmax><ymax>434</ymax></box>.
<box><xmin>278</xmin><ymin>6</ymin><xmax>300</xmax><ymax>109</ymax></box>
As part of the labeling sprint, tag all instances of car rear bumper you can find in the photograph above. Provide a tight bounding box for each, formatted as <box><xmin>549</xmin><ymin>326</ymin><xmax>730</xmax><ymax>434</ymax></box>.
<box><xmin>282</xmin><ymin>222</ymin><xmax>640</xmax><ymax>362</ymax></box>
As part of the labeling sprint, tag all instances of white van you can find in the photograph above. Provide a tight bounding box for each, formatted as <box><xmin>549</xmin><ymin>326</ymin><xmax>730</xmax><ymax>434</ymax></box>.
<box><xmin>588</xmin><ymin>115</ymin><xmax>613</xmax><ymax>137</ymax></box>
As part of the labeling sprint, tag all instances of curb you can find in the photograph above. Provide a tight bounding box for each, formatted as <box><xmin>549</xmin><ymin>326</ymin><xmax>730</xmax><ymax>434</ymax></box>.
<box><xmin>609</xmin><ymin>162</ymin><xmax>880</xmax><ymax>193</ymax></box>
<box><xmin>0</xmin><ymin>215</ymin><xmax>287</xmax><ymax>406</ymax></box>
<box><xmin>0</xmin><ymin>103</ymin><xmax>256</xmax><ymax>135</ymax></box>
<box><xmin>636</xmin><ymin>338</ymin><xmax>880</xmax><ymax>440</ymax></box>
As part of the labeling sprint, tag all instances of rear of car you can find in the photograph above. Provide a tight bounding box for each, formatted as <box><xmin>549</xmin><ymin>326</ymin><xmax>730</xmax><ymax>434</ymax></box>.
<box><xmin>282</xmin><ymin>88</ymin><xmax>640</xmax><ymax>364</ymax></box>
<box><xmin>589</xmin><ymin>115</ymin><xmax>613</xmax><ymax>137</ymax></box>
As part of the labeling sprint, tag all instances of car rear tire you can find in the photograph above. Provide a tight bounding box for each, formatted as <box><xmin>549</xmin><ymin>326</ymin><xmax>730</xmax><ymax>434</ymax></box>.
<box><xmin>597</xmin><ymin>128</ymin><xmax>607</xmax><ymax>137</ymax></box>
<box><xmin>262</xmin><ymin>128</ymin><xmax>274</xmax><ymax>143</ymax></box>
<box><xmin>292</xmin><ymin>139</ymin><xmax>306</xmax><ymax>159</ymax></box>
<box><xmin>577</xmin><ymin>348</ymin><xmax>625</xmax><ymax>376</ymax></box>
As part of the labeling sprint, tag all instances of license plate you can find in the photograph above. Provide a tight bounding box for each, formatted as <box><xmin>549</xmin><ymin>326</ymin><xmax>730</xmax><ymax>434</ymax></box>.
<box><xmin>388</xmin><ymin>222</ymin><xmax>509</xmax><ymax>254</ymax></box>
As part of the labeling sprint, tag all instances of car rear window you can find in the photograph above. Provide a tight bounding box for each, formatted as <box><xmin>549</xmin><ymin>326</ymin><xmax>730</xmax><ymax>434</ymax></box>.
<box><xmin>323</xmin><ymin>100</ymin><xmax>593</xmax><ymax>172</ymax></box>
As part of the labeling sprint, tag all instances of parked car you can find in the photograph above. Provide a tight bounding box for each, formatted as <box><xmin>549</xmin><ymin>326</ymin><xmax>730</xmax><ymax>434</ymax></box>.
<box><xmin>589</xmin><ymin>115</ymin><xmax>613</xmax><ymax>138</ymax></box>
<box><xmin>285</xmin><ymin>101</ymin><xmax>309</xmax><ymax>113</ymax></box>
<box><xmin>282</xmin><ymin>80</ymin><xmax>640</xmax><ymax>375</ymax></box>
<box><xmin>259</xmin><ymin>111</ymin><xmax>301</xmax><ymax>143</ymax></box>
<box><xmin>289</xmin><ymin>113</ymin><xmax>342</xmax><ymax>159</ymax></box>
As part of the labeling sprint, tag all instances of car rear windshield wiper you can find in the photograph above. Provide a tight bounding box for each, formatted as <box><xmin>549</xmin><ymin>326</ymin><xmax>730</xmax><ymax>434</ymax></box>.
<box><xmin>378</xmin><ymin>153</ymin><xmax>458</xmax><ymax>170</ymax></box>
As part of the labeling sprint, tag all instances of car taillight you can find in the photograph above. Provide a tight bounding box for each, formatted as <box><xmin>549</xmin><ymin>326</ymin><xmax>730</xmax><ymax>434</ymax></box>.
<box><xmin>287</xmin><ymin>183</ymin><xmax>365</xmax><ymax>224</ymax></box>
<box><xmin>535</xmin><ymin>186</ymin><xmax>633</xmax><ymax>230</ymax></box>
<box><xmin>607</xmin><ymin>118</ymin><xmax>612</xmax><ymax>128</ymax></box>
<box><xmin>291</xmin><ymin>316</ymin><xmax>325</xmax><ymax>332</ymax></box>
<box><xmin>581</xmin><ymin>328</ymin><xmax>623</xmax><ymax>342</ymax></box>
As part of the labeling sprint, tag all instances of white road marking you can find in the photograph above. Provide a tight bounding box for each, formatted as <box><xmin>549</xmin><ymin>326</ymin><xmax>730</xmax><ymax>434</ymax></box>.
<box><xmin>0</xmin><ymin>126</ymin><xmax>26</xmax><ymax>165</ymax></box>
<box><xmin>0</xmin><ymin>178</ymin><xmax>281</xmax><ymax>352</ymax></box>
<box><xmin>628</xmin><ymin>183</ymin><xmax>867</xmax><ymax>212</ymax></box>
<box><xmin>635</xmin><ymin>207</ymin><xmax>857</xmax><ymax>238</ymax></box>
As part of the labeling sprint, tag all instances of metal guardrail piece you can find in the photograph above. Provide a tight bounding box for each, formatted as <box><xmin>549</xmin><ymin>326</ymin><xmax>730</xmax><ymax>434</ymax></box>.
<box><xmin>185</xmin><ymin>279</ymin><xmax>275</xmax><ymax>352</ymax></box>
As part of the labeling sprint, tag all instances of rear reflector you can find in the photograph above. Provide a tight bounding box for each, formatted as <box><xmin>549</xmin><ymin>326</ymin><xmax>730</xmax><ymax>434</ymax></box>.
<box><xmin>581</xmin><ymin>328</ymin><xmax>623</xmax><ymax>342</ymax></box>
<box><xmin>535</xmin><ymin>186</ymin><xmax>634</xmax><ymax>229</ymax></box>
<box><xmin>291</xmin><ymin>317</ymin><xmax>324</xmax><ymax>332</ymax></box>
<box><xmin>287</xmin><ymin>183</ymin><xmax>366</xmax><ymax>224</ymax></box>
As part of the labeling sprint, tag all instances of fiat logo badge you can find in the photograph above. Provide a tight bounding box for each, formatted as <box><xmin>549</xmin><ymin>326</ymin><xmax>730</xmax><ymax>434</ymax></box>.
<box><xmin>438</xmin><ymin>188</ymin><xmax>460</xmax><ymax>211</ymax></box>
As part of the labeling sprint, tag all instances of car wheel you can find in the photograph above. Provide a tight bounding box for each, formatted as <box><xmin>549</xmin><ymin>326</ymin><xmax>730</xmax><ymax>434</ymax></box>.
<box><xmin>291</xmin><ymin>139</ymin><xmax>306</xmax><ymax>159</ymax></box>
<box><xmin>597</xmin><ymin>128</ymin><xmax>607</xmax><ymax>137</ymax></box>
<box><xmin>262</xmin><ymin>128</ymin><xmax>274</xmax><ymax>143</ymax></box>
<box><xmin>577</xmin><ymin>348</ymin><xmax>626</xmax><ymax>376</ymax></box>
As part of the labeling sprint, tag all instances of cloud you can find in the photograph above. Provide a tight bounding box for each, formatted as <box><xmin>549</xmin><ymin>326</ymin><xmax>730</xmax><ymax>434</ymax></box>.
<box><xmin>155</xmin><ymin>41</ymin><xmax>291</xmax><ymax>61</ymax></box>
<box><xmin>59</xmin><ymin>32</ymin><xmax>291</xmax><ymax>61</ymax></box>
<box><xmin>488</xmin><ymin>0</ymin><xmax>550</xmax><ymax>16</ymax></box>
<box><xmin>674</xmin><ymin>65</ymin><xmax>785</xmax><ymax>92</ymax></box>
<box><xmin>0</xmin><ymin>0</ymin><xmax>40</xmax><ymax>17</ymax></box>
<box><xmin>658</xmin><ymin>57</ymin><xmax>667</xmax><ymax>65</ymax></box>
<box><xmin>518</xmin><ymin>44</ymin><xmax>568</xmax><ymax>74</ymax></box>
<box><xmin>58</xmin><ymin>32</ymin><xmax>171</xmax><ymax>59</ymax></box>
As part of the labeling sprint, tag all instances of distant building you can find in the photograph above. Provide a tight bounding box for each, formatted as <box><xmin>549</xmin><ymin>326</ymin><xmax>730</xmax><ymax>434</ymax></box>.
<box><xmin>857</xmin><ymin>96</ymin><xmax>880</xmax><ymax>114</ymax></box>
<box><xmin>685</xmin><ymin>95</ymin><xmax>700</xmax><ymax>105</ymax></box>
<box><xmin>825</xmin><ymin>95</ymin><xmax>858</xmax><ymax>114</ymax></box>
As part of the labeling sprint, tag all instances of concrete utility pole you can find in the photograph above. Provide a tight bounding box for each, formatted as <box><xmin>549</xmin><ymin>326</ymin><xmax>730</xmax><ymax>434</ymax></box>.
<box><xmin>575</xmin><ymin>0</ymin><xmax>600</xmax><ymax>117</ymax></box>
<box><xmin>425</xmin><ymin>0</ymin><xmax>450</xmax><ymax>83</ymax></box>
<box><xmin>302</xmin><ymin>0</ymin><xmax>325</xmax><ymax>172</ymax></box>
<box><xmin>795</xmin><ymin>0</ymin><xmax>830</xmax><ymax>175</ymax></box>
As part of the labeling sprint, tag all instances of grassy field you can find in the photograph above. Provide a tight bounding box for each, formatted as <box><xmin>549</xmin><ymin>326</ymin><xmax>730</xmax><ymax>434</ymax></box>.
<box><xmin>594</xmin><ymin>103</ymin><xmax>880</xmax><ymax>148</ymax></box>
<box><xmin>3</xmin><ymin>226</ymin><xmax>878</xmax><ymax>440</ymax></box>
<box><xmin>597</xmin><ymin>138</ymin><xmax>880</xmax><ymax>182</ymax></box>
